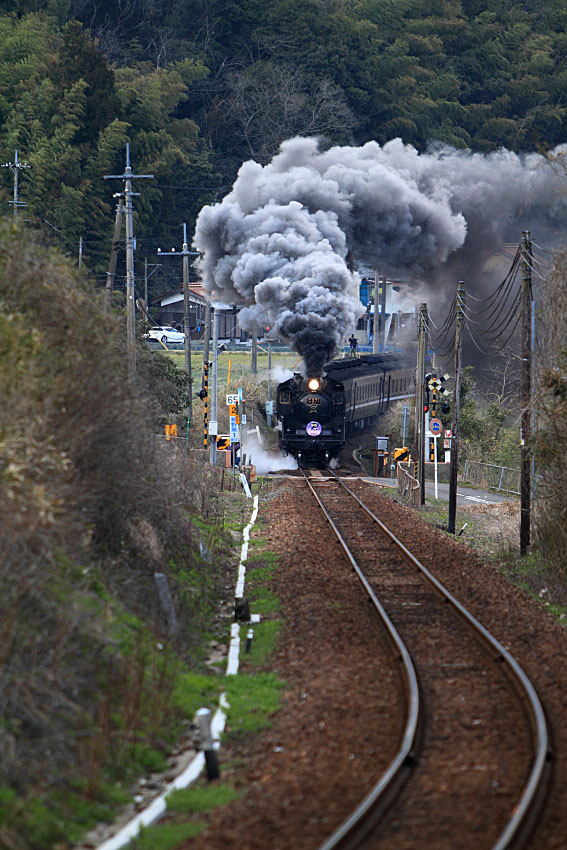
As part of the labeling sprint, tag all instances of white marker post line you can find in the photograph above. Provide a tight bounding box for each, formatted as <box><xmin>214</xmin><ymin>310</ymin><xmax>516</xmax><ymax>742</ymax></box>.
<box><xmin>236</xmin><ymin>495</ymin><xmax>258</xmax><ymax>598</ymax></box>
<box><xmin>240</xmin><ymin>473</ymin><xmax>252</xmax><ymax>498</ymax></box>
<box><xmin>226</xmin><ymin>622</ymin><xmax>241</xmax><ymax>675</ymax></box>
<box><xmin>95</xmin><ymin>496</ymin><xmax>260</xmax><ymax>850</ymax></box>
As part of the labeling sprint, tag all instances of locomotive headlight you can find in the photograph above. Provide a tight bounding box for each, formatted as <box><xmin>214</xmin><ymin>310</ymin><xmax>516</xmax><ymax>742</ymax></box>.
<box><xmin>307</xmin><ymin>378</ymin><xmax>320</xmax><ymax>391</ymax></box>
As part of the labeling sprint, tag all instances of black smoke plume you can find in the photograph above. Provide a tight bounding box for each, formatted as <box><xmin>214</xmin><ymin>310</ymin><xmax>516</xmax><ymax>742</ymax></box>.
<box><xmin>194</xmin><ymin>137</ymin><xmax>564</xmax><ymax>374</ymax></box>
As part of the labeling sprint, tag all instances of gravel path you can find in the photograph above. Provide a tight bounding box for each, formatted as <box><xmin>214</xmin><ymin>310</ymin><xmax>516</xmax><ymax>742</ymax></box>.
<box><xmin>179</xmin><ymin>478</ymin><xmax>567</xmax><ymax>850</ymax></box>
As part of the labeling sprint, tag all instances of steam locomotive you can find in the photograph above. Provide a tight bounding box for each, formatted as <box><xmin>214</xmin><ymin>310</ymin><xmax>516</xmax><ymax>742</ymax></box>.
<box><xmin>276</xmin><ymin>353</ymin><xmax>414</xmax><ymax>467</ymax></box>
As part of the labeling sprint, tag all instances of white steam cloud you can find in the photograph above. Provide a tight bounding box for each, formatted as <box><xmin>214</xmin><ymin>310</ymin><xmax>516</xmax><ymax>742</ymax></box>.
<box><xmin>242</xmin><ymin>429</ymin><xmax>298</xmax><ymax>474</ymax></box>
<box><xmin>194</xmin><ymin>137</ymin><xmax>564</xmax><ymax>374</ymax></box>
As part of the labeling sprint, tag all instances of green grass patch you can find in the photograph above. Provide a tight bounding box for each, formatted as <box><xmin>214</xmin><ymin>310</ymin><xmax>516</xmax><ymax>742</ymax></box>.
<box><xmin>244</xmin><ymin>550</ymin><xmax>280</xmax><ymax>614</ymax></box>
<box><xmin>240</xmin><ymin>620</ymin><xmax>280</xmax><ymax>667</ymax></box>
<box><xmin>248</xmin><ymin>587</ymin><xmax>280</xmax><ymax>613</ymax></box>
<box><xmin>246</xmin><ymin>549</ymin><xmax>278</xmax><ymax>568</ymax></box>
<box><xmin>133</xmin><ymin>821</ymin><xmax>204</xmax><ymax>850</ymax></box>
<box><xmin>173</xmin><ymin>672</ymin><xmax>223</xmax><ymax>718</ymax></box>
<box><xmin>131</xmin><ymin>743</ymin><xmax>168</xmax><ymax>773</ymax></box>
<box><xmin>248</xmin><ymin>536</ymin><xmax>271</xmax><ymax>549</ymax></box>
<box><xmin>166</xmin><ymin>783</ymin><xmax>241</xmax><ymax>813</ymax></box>
<box><xmin>223</xmin><ymin>672</ymin><xmax>285</xmax><ymax>736</ymax></box>
<box><xmin>420</xmin><ymin>498</ymin><xmax>494</xmax><ymax>552</ymax></box>
<box><xmin>245</xmin><ymin>562</ymin><xmax>276</xmax><ymax>584</ymax></box>
<box><xmin>0</xmin><ymin>780</ymin><xmax>133</xmax><ymax>848</ymax></box>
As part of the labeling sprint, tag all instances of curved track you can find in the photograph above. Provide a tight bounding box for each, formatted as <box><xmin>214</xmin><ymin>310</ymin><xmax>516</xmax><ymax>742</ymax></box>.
<box><xmin>300</xmin><ymin>469</ymin><xmax>550</xmax><ymax>850</ymax></box>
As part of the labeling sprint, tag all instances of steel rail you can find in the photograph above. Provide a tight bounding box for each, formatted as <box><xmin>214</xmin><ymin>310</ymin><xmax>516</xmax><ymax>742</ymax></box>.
<box><xmin>299</xmin><ymin>470</ymin><xmax>420</xmax><ymax>850</ymax></box>
<box><xmin>323</xmin><ymin>469</ymin><xmax>550</xmax><ymax>850</ymax></box>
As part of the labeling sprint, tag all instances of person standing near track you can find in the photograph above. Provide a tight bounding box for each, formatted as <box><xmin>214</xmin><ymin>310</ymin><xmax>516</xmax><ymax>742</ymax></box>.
<box><xmin>348</xmin><ymin>333</ymin><xmax>358</xmax><ymax>356</ymax></box>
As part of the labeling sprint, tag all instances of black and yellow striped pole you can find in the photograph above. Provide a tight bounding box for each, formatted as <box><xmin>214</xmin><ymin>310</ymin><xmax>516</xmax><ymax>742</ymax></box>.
<box><xmin>203</xmin><ymin>362</ymin><xmax>209</xmax><ymax>448</ymax></box>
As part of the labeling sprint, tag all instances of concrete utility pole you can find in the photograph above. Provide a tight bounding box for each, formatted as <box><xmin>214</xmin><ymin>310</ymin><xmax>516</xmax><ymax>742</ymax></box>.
<box><xmin>373</xmin><ymin>271</ymin><xmax>380</xmax><ymax>355</ymax></box>
<box><xmin>1</xmin><ymin>150</ymin><xmax>31</xmax><ymax>221</ymax></box>
<box><xmin>267</xmin><ymin>339</ymin><xmax>273</xmax><ymax>427</ymax></box>
<box><xmin>210</xmin><ymin>307</ymin><xmax>220</xmax><ymax>466</ymax></box>
<box><xmin>104</xmin><ymin>145</ymin><xmax>153</xmax><ymax>377</ymax></box>
<box><xmin>104</xmin><ymin>194</ymin><xmax>124</xmax><ymax>312</ymax></box>
<box><xmin>520</xmin><ymin>231</ymin><xmax>533</xmax><ymax>554</ymax></box>
<box><xmin>158</xmin><ymin>224</ymin><xmax>199</xmax><ymax>425</ymax></box>
<box><xmin>144</xmin><ymin>257</ymin><xmax>148</xmax><ymax>321</ymax></box>
<box><xmin>378</xmin><ymin>275</ymin><xmax>387</xmax><ymax>351</ymax></box>
<box><xmin>415</xmin><ymin>303</ymin><xmax>428</xmax><ymax>505</ymax></box>
<box><xmin>448</xmin><ymin>281</ymin><xmax>465</xmax><ymax>534</ymax></box>
<box><xmin>202</xmin><ymin>300</ymin><xmax>211</xmax><ymax>385</ymax></box>
<box><xmin>251</xmin><ymin>327</ymin><xmax>258</xmax><ymax>373</ymax></box>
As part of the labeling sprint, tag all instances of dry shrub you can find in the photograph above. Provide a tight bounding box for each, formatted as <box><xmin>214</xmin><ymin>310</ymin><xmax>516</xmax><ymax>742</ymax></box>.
<box><xmin>534</xmin><ymin>248</ymin><xmax>567</xmax><ymax>576</ymax></box>
<box><xmin>0</xmin><ymin>223</ymin><xmax>229</xmax><ymax>795</ymax></box>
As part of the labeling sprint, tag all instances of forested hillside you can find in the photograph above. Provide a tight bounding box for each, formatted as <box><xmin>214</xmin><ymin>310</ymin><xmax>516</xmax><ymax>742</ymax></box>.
<box><xmin>1</xmin><ymin>0</ymin><xmax>566</xmax><ymax>292</ymax></box>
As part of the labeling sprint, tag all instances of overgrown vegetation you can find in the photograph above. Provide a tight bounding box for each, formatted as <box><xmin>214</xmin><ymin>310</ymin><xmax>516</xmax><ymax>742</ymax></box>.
<box><xmin>0</xmin><ymin>223</ymin><xmax>236</xmax><ymax>847</ymax></box>
<box><xmin>125</xmin><ymin>508</ymin><xmax>285</xmax><ymax>849</ymax></box>
<box><xmin>534</xmin><ymin>248</ymin><xmax>567</xmax><ymax>576</ymax></box>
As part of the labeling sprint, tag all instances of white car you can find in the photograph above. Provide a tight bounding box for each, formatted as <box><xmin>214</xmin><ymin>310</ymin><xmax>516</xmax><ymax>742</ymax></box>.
<box><xmin>145</xmin><ymin>326</ymin><xmax>185</xmax><ymax>344</ymax></box>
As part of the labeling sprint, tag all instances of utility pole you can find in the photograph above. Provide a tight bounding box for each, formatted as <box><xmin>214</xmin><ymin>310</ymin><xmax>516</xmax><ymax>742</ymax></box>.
<box><xmin>373</xmin><ymin>271</ymin><xmax>380</xmax><ymax>355</ymax></box>
<box><xmin>448</xmin><ymin>281</ymin><xmax>465</xmax><ymax>534</ymax></box>
<box><xmin>415</xmin><ymin>303</ymin><xmax>428</xmax><ymax>505</ymax></box>
<box><xmin>251</xmin><ymin>327</ymin><xmax>258</xmax><ymax>373</ymax></box>
<box><xmin>210</xmin><ymin>307</ymin><xmax>220</xmax><ymax>466</ymax></box>
<box><xmin>520</xmin><ymin>231</ymin><xmax>533</xmax><ymax>554</ymax></box>
<box><xmin>104</xmin><ymin>145</ymin><xmax>154</xmax><ymax>377</ymax></box>
<box><xmin>144</xmin><ymin>257</ymin><xmax>148</xmax><ymax>322</ymax></box>
<box><xmin>78</xmin><ymin>236</ymin><xmax>83</xmax><ymax>269</ymax></box>
<box><xmin>157</xmin><ymin>224</ymin><xmax>200</xmax><ymax>426</ymax></box>
<box><xmin>267</xmin><ymin>339</ymin><xmax>273</xmax><ymax>427</ymax></box>
<box><xmin>1</xmin><ymin>150</ymin><xmax>31</xmax><ymax>221</ymax></box>
<box><xmin>378</xmin><ymin>275</ymin><xmax>387</xmax><ymax>351</ymax></box>
<box><xmin>104</xmin><ymin>194</ymin><xmax>124</xmax><ymax>312</ymax></box>
<box><xmin>202</xmin><ymin>300</ymin><xmax>211</xmax><ymax>385</ymax></box>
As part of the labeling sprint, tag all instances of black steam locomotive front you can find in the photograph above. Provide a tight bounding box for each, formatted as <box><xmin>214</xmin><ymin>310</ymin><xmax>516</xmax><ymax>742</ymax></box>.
<box><xmin>276</xmin><ymin>374</ymin><xmax>346</xmax><ymax>467</ymax></box>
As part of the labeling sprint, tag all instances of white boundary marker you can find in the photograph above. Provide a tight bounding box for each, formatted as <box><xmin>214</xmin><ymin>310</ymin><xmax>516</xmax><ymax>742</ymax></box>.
<box><xmin>95</xmin><ymin>495</ymin><xmax>260</xmax><ymax>850</ymax></box>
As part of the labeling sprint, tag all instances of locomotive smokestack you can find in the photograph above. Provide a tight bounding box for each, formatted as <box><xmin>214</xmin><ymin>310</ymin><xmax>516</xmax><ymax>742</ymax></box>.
<box><xmin>194</xmin><ymin>137</ymin><xmax>564</xmax><ymax>372</ymax></box>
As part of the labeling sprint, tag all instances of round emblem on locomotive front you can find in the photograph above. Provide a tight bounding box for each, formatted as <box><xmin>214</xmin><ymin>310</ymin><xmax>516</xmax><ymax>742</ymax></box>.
<box><xmin>306</xmin><ymin>421</ymin><xmax>323</xmax><ymax>436</ymax></box>
<box><xmin>296</xmin><ymin>392</ymin><xmax>330</xmax><ymax>423</ymax></box>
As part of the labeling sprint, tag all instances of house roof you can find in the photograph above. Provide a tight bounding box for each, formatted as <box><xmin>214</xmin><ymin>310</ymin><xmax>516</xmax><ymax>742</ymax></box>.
<box><xmin>153</xmin><ymin>283</ymin><xmax>208</xmax><ymax>306</ymax></box>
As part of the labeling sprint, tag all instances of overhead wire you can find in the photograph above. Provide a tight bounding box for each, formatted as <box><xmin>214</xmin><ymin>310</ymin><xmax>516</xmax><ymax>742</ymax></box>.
<box><xmin>464</xmin><ymin>308</ymin><xmax>522</xmax><ymax>355</ymax></box>
<box><xmin>428</xmin><ymin>243</ymin><xmax>524</xmax><ymax>361</ymax></box>
<box><xmin>472</xmin><ymin>287</ymin><xmax>522</xmax><ymax>340</ymax></box>
<box><xmin>430</xmin><ymin>295</ymin><xmax>457</xmax><ymax>344</ymax></box>
<box><xmin>474</xmin><ymin>297</ymin><xmax>522</xmax><ymax>345</ymax></box>
<box><xmin>465</xmin><ymin>264</ymin><xmax>521</xmax><ymax>334</ymax></box>
<box><xmin>531</xmin><ymin>241</ymin><xmax>554</xmax><ymax>255</ymax></box>
<box><xmin>522</xmin><ymin>259</ymin><xmax>547</xmax><ymax>282</ymax></box>
<box><xmin>464</xmin><ymin>253</ymin><xmax>521</xmax><ymax>320</ymax></box>
<box><xmin>465</xmin><ymin>247</ymin><xmax>521</xmax><ymax>309</ymax></box>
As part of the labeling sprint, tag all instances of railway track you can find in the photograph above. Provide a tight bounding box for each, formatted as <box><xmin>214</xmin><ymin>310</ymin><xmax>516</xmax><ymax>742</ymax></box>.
<box><xmin>300</xmin><ymin>469</ymin><xmax>550</xmax><ymax>850</ymax></box>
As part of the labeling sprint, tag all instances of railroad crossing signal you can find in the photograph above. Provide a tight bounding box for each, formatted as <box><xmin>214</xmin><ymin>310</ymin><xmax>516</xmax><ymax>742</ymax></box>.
<box><xmin>426</xmin><ymin>372</ymin><xmax>451</xmax><ymax>416</ymax></box>
<box><xmin>216</xmin><ymin>435</ymin><xmax>231</xmax><ymax>450</ymax></box>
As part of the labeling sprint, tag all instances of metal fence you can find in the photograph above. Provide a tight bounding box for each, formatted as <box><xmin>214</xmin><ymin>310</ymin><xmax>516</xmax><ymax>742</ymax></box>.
<box><xmin>462</xmin><ymin>460</ymin><xmax>520</xmax><ymax>495</ymax></box>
